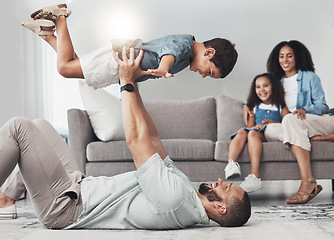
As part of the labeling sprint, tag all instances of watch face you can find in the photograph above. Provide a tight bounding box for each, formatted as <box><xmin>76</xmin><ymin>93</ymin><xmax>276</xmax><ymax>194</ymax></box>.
<box><xmin>121</xmin><ymin>83</ymin><xmax>135</xmax><ymax>92</ymax></box>
<box><xmin>126</xmin><ymin>84</ymin><xmax>134</xmax><ymax>91</ymax></box>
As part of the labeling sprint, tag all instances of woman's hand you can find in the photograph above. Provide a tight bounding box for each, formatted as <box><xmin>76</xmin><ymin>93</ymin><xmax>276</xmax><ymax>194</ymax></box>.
<box><xmin>293</xmin><ymin>108</ymin><xmax>306</xmax><ymax>120</ymax></box>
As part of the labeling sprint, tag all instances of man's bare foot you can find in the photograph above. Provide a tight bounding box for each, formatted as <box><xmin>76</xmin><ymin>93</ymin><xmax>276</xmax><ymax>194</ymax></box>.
<box><xmin>0</xmin><ymin>193</ymin><xmax>15</xmax><ymax>208</ymax></box>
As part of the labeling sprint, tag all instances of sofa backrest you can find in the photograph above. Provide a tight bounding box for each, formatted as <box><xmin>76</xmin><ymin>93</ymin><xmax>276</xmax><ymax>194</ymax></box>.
<box><xmin>144</xmin><ymin>97</ymin><xmax>217</xmax><ymax>141</ymax></box>
<box><xmin>216</xmin><ymin>95</ymin><xmax>245</xmax><ymax>141</ymax></box>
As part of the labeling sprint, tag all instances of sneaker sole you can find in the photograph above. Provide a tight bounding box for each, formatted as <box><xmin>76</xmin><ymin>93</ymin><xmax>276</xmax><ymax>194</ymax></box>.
<box><xmin>0</xmin><ymin>213</ymin><xmax>17</xmax><ymax>219</ymax></box>
<box><xmin>243</xmin><ymin>186</ymin><xmax>263</xmax><ymax>193</ymax></box>
<box><xmin>226</xmin><ymin>173</ymin><xmax>241</xmax><ymax>179</ymax></box>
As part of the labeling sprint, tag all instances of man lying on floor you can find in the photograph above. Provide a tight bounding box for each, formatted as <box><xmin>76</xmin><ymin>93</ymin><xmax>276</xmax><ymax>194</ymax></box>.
<box><xmin>0</xmin><ymin>48</ymin><xmax>251</xmax><ymax>229</ymax></box>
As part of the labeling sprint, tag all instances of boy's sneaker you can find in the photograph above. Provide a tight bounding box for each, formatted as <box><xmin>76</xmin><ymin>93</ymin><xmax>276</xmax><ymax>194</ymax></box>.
<box><xmin>224</xmin><ymin>160</ymin><xmax>241</xmax><ymax>179</ymax></box>
<box><xmin>0</xmin><ymin>204</ymin><xmax>17</xmax><ymax>219</ymax></box>
<box><xmin>240</xmin><ymin>174</ymin><xmax>263</xmax><ymax>193</ymax></box>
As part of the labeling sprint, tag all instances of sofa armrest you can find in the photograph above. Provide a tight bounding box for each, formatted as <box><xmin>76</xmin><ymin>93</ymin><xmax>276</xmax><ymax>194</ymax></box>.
<box><xmin>67</xmin><ymin>108</ymin><xmax>98</xmax><ymax>174</ymax></box>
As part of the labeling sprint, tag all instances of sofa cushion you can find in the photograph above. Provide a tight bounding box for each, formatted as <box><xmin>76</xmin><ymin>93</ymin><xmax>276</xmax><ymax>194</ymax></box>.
<box><xmin>215</xmin><ymin>141</ymin><xmax>334</xmax><ymax>163</ymax></box>
<box><xmin>161</xmin><ymin>139</ymin><xmax>215</xmax><ymax>161</ymax></box>
<box><xmin>87</xmin><ymin>141</ymin><xmax>132</xmax><ymax>162</ymax></box>
<box><xmin>216</xmin><ymin>95</ymin><xmax>245</xmax><ymax>141</ymax></box>
<box><xmin>144</xmin><ymin>97</ymin><xmax>217</xmax><ymax>141</ymax></box>
<box><xmin>78</xmin><ymin>81</ymin><xmax>125</xmax><ymax>141</ymax></box>
<box><xmin>87</xmin><ymin>139</ymin><xmax>215</xmax><ymax>162</ymax></box>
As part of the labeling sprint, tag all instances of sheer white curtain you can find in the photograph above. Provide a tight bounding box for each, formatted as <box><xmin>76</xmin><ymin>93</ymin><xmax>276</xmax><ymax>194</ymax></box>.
<box><xmin>43</xmin><ymin>45</ymin><xmax>84</xmax><ymax>133</ymax></box>
<box><xmin>22</xmin><ymin>26</ymin><xmax>122</xmax><ymax>133</ymax></box>
<box><xmin>21</xmin><ymin>30</ymin><xmax>52</xmax><ymax>121</ymax></box>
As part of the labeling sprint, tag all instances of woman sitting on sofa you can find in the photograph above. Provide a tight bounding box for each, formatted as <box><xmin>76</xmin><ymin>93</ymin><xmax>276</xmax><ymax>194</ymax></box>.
<box><xmin>244</xmin><ymin>40</ymin><xmax>334</xmax><ymax>204</ymax></box>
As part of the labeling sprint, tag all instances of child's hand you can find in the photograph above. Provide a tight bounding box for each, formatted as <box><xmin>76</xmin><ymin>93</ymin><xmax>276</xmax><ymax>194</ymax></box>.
<box><xmin>147</xmin><ymin>69</ymin><xmax>174</xmax><ymax>78</ymax></box>
<box><xmin>254</xmin><ymin>124</ymin><xmax>264</xmax><ymax>130</ymax></box>
<box><xmin>262</xmin><ymin>119</ymin><xmax>276</xmax><ymax>125</ymax></box>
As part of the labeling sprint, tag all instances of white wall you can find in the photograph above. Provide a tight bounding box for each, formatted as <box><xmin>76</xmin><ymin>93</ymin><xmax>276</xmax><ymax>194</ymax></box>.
<box><xmin>1</xmin><ymin>0</ymin><xmax>334</xmax><ymax>125</ymax></box>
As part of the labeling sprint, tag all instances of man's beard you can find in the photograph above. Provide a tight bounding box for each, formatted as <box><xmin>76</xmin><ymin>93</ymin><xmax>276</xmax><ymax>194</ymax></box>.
<box><xmin>199</xmin><ymin>183</ymin><xmax>223</xmax><ymax>202</ymax></box>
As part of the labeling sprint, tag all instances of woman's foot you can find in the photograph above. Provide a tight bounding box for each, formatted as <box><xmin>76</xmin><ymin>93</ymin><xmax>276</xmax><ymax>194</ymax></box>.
<box><xmin>287</xmin><ymin>179</ymin><xmax>323</xmax><ymax>204</ymax></box>
<box><xmin>21</xmin><ymin>19</ymin><xmax>55</xmax><ymax>36</ymax></box>
<box><xmin>31</xmin><ymin>4</ymin><xmax>71</xmax><ymax>23</ymax></box>
<box><xmin>311</xmin><ymin>133</ymin><xmax>334</xmax><ymax>142</ymax></box>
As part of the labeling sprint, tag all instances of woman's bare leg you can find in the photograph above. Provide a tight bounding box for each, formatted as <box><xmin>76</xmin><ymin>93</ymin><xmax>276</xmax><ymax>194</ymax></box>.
<box><xmin>287</xmin><ymin>145</ymin><xmax>318</xmax><ymax>203</ymax></box>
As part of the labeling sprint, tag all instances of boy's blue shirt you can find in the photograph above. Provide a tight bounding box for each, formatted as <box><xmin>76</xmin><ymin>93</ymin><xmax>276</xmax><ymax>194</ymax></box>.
<box><xmin>281</xmin><ymin>70</ymin><xmax>329</xmax><ymax>115</ymax></box>
<box><xmin>131</xmin><ymin>34</ymin><xmax>194</xmax><ymax>82</ymax></box>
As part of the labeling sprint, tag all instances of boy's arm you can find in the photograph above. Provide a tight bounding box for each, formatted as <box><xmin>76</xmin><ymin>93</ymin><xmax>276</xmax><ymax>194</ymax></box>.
<box><xmin>147</xmin><ymin>55</ymin><xmax>175</xmax><ymax>78</ymax></box>
<box><xmin>113</xmin><ymin>48</ymin><xmax>156</xmax><ymax>169</ymax></box>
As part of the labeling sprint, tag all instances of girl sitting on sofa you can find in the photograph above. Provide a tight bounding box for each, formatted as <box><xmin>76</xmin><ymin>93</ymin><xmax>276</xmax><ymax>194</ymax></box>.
<box><xmin>224</xmin><ymin>73</ymin><xmax>289</xmax><ymax>193</ymax></box>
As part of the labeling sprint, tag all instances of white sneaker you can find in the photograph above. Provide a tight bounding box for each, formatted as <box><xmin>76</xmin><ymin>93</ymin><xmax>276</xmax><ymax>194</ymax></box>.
<box><xmin>224</xmin><ymin>160</ymin><xmax>241</xmax><ymax>179</ymax></box>
<box><xmin>240</xmin><ymin>174</ymin><xmax>263</xmax><ymax>193</ymax></box>
<box><xmin>0</xmin><ymin>204</ymin><xmax>17</xmax><ymax>219</ymax></box>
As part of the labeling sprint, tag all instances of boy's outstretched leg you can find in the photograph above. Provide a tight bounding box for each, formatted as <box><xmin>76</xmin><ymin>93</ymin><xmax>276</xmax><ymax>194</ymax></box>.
<box><xmin>53</xmin><ymin>16</ymin><xmax>83</xmax><ymax>78</ymax></box>
<box><xmin>22</xmin><ymin>4</ymin><xmax>83</xmax><ymax>79</ymax></box>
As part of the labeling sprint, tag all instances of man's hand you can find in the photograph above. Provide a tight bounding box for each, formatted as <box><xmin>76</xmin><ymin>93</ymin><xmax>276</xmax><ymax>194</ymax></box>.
<box><xmin>147</xmin><ymin>68</ymin><xmax>174</xmax><ymax>78</ymax></box>
<box><xmin>112</xmin><ymin>47</ymin><xmax>150</xmax><ymax>85</ymax></box>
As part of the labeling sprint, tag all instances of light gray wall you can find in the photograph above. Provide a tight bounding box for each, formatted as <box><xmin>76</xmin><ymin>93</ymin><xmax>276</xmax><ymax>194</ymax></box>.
<box><xmin>1</xmin><ymin>0</ymin><xmax>334</xmax><ymax>125</ymax></box>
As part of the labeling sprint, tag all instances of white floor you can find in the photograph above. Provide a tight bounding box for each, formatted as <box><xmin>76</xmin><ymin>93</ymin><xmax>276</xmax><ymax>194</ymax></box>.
<box><xmin>4</xmin><ymin>180</ymin><xmax>334</xmax><ymax>240</ymax></box>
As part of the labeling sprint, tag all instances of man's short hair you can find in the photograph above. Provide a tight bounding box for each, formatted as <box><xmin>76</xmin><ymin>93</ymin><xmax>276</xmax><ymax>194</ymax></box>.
<box><xmin>216</xmin><ymin>191</ymin><xmax>251</xmax><ymax>227</ymax></box>
<box><xmin>203</xmin><ymin>38</ymin><xmax>238</xmax><ymax>79</ymax></box>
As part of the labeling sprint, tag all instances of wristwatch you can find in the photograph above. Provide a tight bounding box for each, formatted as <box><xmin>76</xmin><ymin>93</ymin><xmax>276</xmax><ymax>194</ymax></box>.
<box><xmin>120</xmin><ymin>83</ymin><xmax>135</xmax><ymax>92</ymax></box>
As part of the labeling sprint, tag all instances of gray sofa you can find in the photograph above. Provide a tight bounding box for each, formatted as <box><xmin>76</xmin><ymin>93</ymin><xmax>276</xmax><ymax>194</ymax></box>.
<box><xmin>67</xmin><ymin>95</ymin><xmax>334</xmax><ymax>188</ymax></box>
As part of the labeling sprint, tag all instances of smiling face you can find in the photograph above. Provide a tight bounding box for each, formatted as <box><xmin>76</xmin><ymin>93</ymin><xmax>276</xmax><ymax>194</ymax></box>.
<box><xmin>255</xmin><ymin>76</ymin><xmax>272</xmax><ymax>104</ymax></box>
<box><xmin>279</xmin><ymin>45</ymin><xmax>298</xmax><ymax>77</ymax></box>
<box><xmin>189</xmin><ymin>49</ymin><xmax>222</xmax><ymax>79</ymax></box>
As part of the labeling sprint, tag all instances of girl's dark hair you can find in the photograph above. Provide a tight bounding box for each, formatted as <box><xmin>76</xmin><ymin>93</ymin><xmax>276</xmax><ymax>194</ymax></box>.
<box><xmin>266</xmin><ymin>40</ymin><xmax>315</xmax><ymax>79</ymax></box>
<box><xmin>246</xmin><ymin>73</ymin><xmax>286</xmax><ymax>109</ymax></box>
